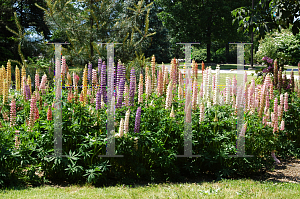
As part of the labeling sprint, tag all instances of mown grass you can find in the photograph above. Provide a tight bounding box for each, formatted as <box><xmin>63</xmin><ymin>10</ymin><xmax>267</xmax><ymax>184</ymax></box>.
<box><xmin>1</xmin><ymin>179</ymin><xmax>300</xmax><ymax>198</ymax></box>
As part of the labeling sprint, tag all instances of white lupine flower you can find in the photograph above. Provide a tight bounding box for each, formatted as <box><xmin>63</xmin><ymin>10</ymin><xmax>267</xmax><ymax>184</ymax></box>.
<box><xmin>170</xmin><ymin>105</ymin><xmax>175</xmax><ymax>118</ymax></box>
<box><xmin>124</xmin><ymin>109</ymin><xmax>130</xmax><ymax>134</ymax></box>
<box><xmin>199</xmin><ymin>103</ymin><xmax>205</xmax><ymax>123</ymax></box>
<box><xmin>165</xmin><ymin>81</ymin><xmax>173</xmax><ymax>109</ymax></box>
<box><xmin>119</xmin><ymin>118</ymin><xmax>124</xmax><ymax>137</ymax></box>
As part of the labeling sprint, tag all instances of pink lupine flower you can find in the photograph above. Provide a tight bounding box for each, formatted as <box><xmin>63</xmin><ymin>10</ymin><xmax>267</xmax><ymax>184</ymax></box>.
<box><xmin>185</xmin><ymin>102</ymin><xmax>192</xmax><ymax>123</ymax></box>
<box><xmin>35</xmin><ymin>71</ymin><xmax>40</xmax><ymax>91</ymax></box>
<box><xmin>273</xmin><ymin>98</ymin><xmax>278</xmax><ymax>133</ymax></box>
<box><xmin>28</xmin><ymin>94</ymin><xmax>36</xmax><ymax>128</ymax></box>
<box><xmin>280</xmin><ymin>120</ymin><xmax>285</xmax><ymax>131</ymax></box>
<box><xmin>284</xmin><ymin>92</ymin><xmax>288</xmax><ymax>111</ymax></box>
<box><xmin>75</xmin><ymin>74</ymin><xmax>80</xmax><ymax>86</ymax></box>
<box><xmin>269</xmin><ymin>82</ymin><xmax>273</xmax><ymax>100</ymax></box>
<box><xmin>10</xmin><ymin>98</ymin><xmax>16</xmax><ymax>127</ymax></box>
<box><xmin>67</xmin><ymin>89</ymin><xmax>73</xmax><ymax>102</ymax></box>
<box><xmin>199</xmin><ymin>103</ymin><xmax>205</xmax><ymax>123</ymax></box>
<box><xmin>145</xmin><ymin>74</ymin><xmax>151</xmax><ymax>100</ymax></box>
<box><xmin>138</xmin><ymin>74</ymin><xmax>143</xmax><ymax>104</ymax></box>
<box><xmin>156</xmin><ymin>69</ymin><xmax>163</xmax><ymax>97</ymax></box>
<box><xmin>39</xmin><ymin>74</ymin><xmax>47</xmax><ymax>94</ymax></box>
<box><xmin>192</xmin><ymin>79</ymin><xmax>198</xmax><ymax>109</ymax></box>
<box><xmin>47</xmin><ymin>105</ymin><xmax>52</xmax><ymax>121</ymax></box>
<box><xmin>178</xmin><ymin>86</ymin><xmax>183</xmax><ymax>101</ymax></box>
<box><xmin>15</xmin><ymin>131</ymin><xmax>20</xmax><ymax>149</ymax></box>
<box><xmin>34</xmin><ymin>98</ymin><xmax>39</xmax><ymax>121</ymax></box>
<box><xmin>265</xmin><ymin>90</ymin><xmax>270</xmax><ymax>110</ymax></box>
<box><xmin>92</xmin><ymin>69</ymin><xmax>97</xmax><ymax>85</ymax></box>
<box><xmin>61</xmin><ymin>56</ymin><xmax>67</xmax><ymax>77</ymax></box>
<box><xmin>200</xmin><ymin>83</ymin><xmax>203</xmax><ymax>98</ymax></box>
<box><xmin>165</xmin><ymin>81</ymin><xmax>173</xmax><ymax>109</ymax></box>
<box><xmin>239</xmin><ymin>122</ymin><xmax>247</xmax><ymax>137</ymax></box>
<box><xmin>278</xmin><ymin>105</ymin><xmax>282</xmax><ymax>121</ymax></box>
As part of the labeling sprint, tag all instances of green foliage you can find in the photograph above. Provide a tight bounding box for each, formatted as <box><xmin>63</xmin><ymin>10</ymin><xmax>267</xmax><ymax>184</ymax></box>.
<box><xmin>255</xmin><ymin>29</ymin><xmax>300</xmax><ymax>65</ymax></box>
<box><xmin>37</xmin><ymin>0</ymin><xmax>156</xmax><ymax>66</ymax></box>
<box><xmin>232</xmin><ymin>0</ymin><xmax>300</xmax><ymax>38</ymax></box>
<box><xmin>1</xmin><ymin>85</ymin><xmax>298</xmax><ymax>187</ymax></box>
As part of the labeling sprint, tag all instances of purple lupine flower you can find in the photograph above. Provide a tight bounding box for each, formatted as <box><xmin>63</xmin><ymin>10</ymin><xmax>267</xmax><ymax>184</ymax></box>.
<box><xmin>88</xmin><ymin>62</ymin><xmax>92</xmax><ymax>85</ymax></box>
<box><xmin>25</xmin><ymin>84</ymin><xmax>31</xmax><ymax>100</ymax></box>
<box><xmin>98</xmin><ymin>58</ymin><xmax>102</xmax><ymax>77</ymax></box>
<box><xmin>96</xmin><ymin>89</ymin><xmax>101</xmax><ymax>110</ymax></box>
<box><xmin>262</xmin><ymin>56</ymin><xmax>267</xmax><ymax>61</ymax></box>
<box><xmin>116</xmin><ymin>61</ymin><xmax>121</xmax><ymax>89</ymax></box>
<box><xmin>116</xmin><ymin>77</ymin><xmax>125</xmax><ymax>108</ymax></box>
<box><xmin>129</xmin><ymin>68</ymin><xmax>136</xmax><ymax>106</ymax></box>
<box><xmin>101</xmin><ymin>62</ymin><xmax>107</xmax><ymax>103</ymax></box>
<box><xmin>134</xmin><ymin>107</ymin><xmax>142</xmax><ymax>133</ymax></box>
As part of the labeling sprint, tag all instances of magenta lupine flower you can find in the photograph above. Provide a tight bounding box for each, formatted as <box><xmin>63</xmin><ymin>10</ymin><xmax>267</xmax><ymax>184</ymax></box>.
<box><xmin>88</xmin><ymin>62</ymin><xmax>92</xmax><ymax>84</ymax></box>
<box><xmin>129</xmin><ymin>68</ymin><xmax>136</xmax><ymax>106</ymax></box>
<box><xmin>96</xmin><ymin>89</ymin><xmax>101</xmax><ymax>110</ymax></box>
<box><xmin>134</xmin><ymin>107</ymin><xmax>142</xmax><ymax>133</ymax></box>
<box><xmin>116</xmin><ymin>78</ymin><xmax>125</xmax><ymax>108</ymax></box>
<box><xmin>284</xmin><ymin>92</ymin><xmax>288</xmax><ymax>111</ymax></box>
<box><xmin>75</xmin><ymin>74</ymin><xmax>80</xmax><ymax>85</ymax></box>
<box><xmin>10</xmin><ymin>98</ymin><xmax>16</xmax><ymax>127</ymax></box>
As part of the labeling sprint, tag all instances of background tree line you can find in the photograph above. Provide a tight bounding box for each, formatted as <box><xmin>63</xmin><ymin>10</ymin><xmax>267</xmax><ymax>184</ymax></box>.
<box><xmin>0</xmin><ymin>0</ymin><xmax>299</xmax><ymax>67</ymax></box>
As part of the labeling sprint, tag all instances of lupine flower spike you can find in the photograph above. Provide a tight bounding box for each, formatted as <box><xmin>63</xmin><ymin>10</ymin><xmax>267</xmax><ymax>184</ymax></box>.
<box><xmin>134</xmin><ymin>107</ymin><xmax>142</xmax><ymax>133</ymax></box>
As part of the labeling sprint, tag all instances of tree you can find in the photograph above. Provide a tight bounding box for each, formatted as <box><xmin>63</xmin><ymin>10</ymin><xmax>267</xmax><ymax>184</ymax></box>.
<box><xmin>232</xmin><ymin>0</ymin><xmax>300</xmax><ymax>38</ymax></box>
<box><xmin>155</xmin><ymin>0</ymin><xmax>249</xmax><ymax>63</ymax></box>
<box><xmin>143</xmin><ymin>0</ymin><xmax>171</xmax><ymax>63</ymax></box>
<box><xmin>0</xmin><ymin>0</ymin><xmax>18</xmax><ymax>65</ymax></box>
<box><xmin>37</xmin><ymin>0</ymin><xmax>155</xmax><ymax>66</ymax></box>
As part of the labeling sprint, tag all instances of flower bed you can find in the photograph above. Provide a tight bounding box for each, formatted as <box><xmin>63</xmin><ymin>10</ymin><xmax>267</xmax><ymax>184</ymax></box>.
<box><xmin>0</xmin><ymin>57</ymin><xmax>299</xmax><ymax>186</ymax></box>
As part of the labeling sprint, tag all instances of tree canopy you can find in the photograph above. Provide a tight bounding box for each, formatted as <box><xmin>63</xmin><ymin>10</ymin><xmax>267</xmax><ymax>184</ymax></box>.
<box><xmin>232</xmin><ymin>0</ymin><xmax>300</xmax><ymax>38</ymax></box>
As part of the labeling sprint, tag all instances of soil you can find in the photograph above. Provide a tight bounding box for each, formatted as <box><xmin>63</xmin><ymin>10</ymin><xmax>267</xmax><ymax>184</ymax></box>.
<box><xmin>252</xmin><ymin>157</ymin><xmax>300</xmax><ymax>183</ymax></box>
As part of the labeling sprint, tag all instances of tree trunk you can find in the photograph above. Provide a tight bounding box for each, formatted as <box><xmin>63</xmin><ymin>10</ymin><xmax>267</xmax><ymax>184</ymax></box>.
<box><xmin>225</xmin><ymin>43</ymin><xmax>229</xmax><ymax>63</ymax></box>
<box><xmin>207</xmin><ymin>42</ymin><xmax>211</xmax><ymax>63</ymax></box>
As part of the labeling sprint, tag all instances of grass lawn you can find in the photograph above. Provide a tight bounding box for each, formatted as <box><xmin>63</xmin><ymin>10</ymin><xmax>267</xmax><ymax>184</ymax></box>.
<box><xmin>194</xmin><ymin>73</ymin><xmax>257</xmax><ymax>91</ymax></box>
<box><xmin>1</xmin><ymin>179</ymin><xmax>300</xmax><ymax>198</ymax></box>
